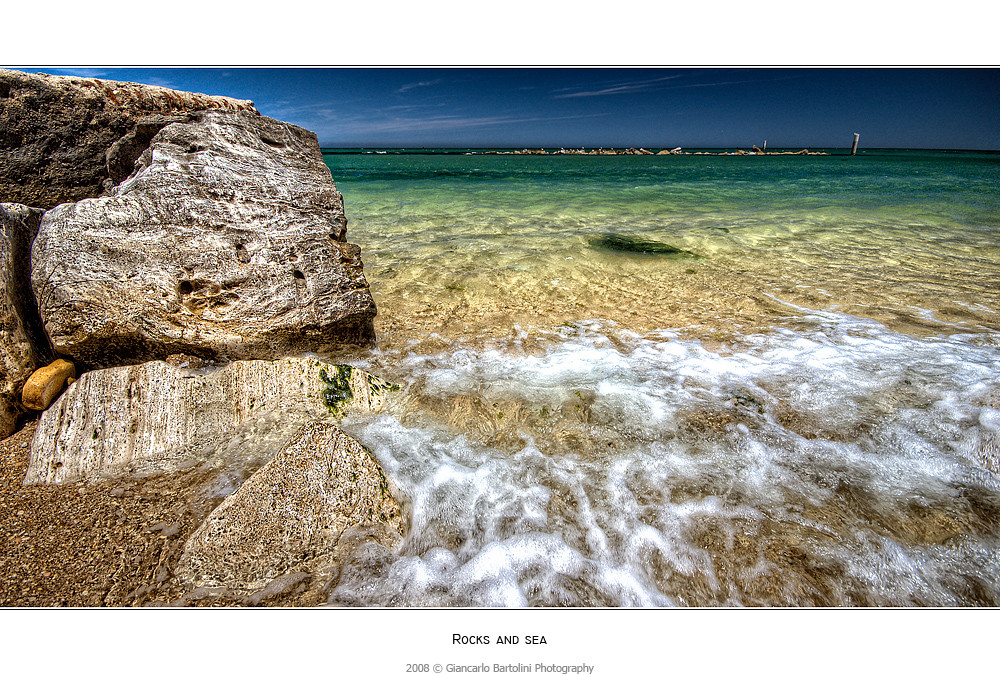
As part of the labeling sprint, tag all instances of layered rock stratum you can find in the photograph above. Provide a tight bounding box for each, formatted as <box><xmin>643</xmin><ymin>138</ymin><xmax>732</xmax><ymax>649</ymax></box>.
<box><xmin>32</xmin><ymin>109</ymin><xmax>376</xmax><ymax>368</ymax></box>
<box><xmin>0</xmin><ymin>69</ymin><xmax>257</xmax><ymax>209</ymax></box>
<box><xmin>1</xmin><ymin>203</ymin><xmax>49</xmax><ymax>437</ymax></box>
<box><xmin>25</xmin><ymin>356</ymin><xmax>394</xmax><ymax>484</ymax></box>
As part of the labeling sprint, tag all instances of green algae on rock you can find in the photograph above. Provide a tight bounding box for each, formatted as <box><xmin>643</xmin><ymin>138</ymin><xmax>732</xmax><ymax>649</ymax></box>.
<box><xmin>320</xmin><ymin>365</ymin><xmax>399</xmax><ymax>415</ymax></box>
<box><xmin>320</xmin><ymin>364</ymin><xmax>355</xmax><ymax>413</ymax></box>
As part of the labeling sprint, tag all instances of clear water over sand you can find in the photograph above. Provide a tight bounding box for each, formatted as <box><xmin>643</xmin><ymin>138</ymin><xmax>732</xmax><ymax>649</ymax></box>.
<box><xmin>322</xmin><ymin>149</ymin><xmax>1000</xmax><ymax>606</ymax></box>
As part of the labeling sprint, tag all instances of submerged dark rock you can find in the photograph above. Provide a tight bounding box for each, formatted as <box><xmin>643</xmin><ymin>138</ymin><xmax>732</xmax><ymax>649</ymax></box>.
<box><xmin>589</xmin><ymin>233</ymin><xmax>699</xmax><ymax>257</ymax></box>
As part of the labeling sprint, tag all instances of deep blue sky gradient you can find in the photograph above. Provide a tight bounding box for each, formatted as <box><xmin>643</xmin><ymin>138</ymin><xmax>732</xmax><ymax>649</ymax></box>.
<box><xmin>15</xmin><ymin>67</ymin><xmax>1000</xmax><ymax>149</ymax></box>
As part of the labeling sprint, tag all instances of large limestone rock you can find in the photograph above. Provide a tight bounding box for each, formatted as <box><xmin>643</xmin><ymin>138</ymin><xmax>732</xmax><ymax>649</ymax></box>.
<box><xmin>32</xmin><ymin>108</ymin><xmax>376</xmax><ymax>368</ymax></box>
<box><xmin>0</xmin><ymin>69</ymin><xmax>257</xmax><ymax>209</ymax></box>
<box><xmin>1</xmin><ymin>203</ymin><xmax>50</xmax><ymax>437</ymax></box>
<box><xmin>25</xmin><ymin>356</ymin><xmax>396</xmax><ymax>484</ymax></box>
<box><xmin>176</xmin><ymin>421</ymin><xmax>404</xmax><ymax>595</ymax></box>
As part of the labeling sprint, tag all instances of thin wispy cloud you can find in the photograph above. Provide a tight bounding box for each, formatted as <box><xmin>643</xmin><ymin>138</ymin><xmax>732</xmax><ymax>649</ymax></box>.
<box><xmin>264</xmin><ymin>99</ymin><xmax>447</xmax><ymax>119</ymax></box>
<box><xmin>553</xmin><ymin>74</ymin><xmax>685</xmax><ymax>99</ymax></box>
<box><xmin>663</xmin><ymin>74</ymin><xmax>805</xmax><ymax>90</ymax></box>
<box><xmin>379</xmin><ymin>102</ymin><xmax>449</xmax><ymax>112</ymax></box>
<box><xmin>141</xmin><ymin>77</ymin><xmax>185</xmax><ymax>90</ymax></box>
<box><xmin>550</xmin><ymin>71</ymin><xmax>802</xmax><ymax>99</ymax></box>
<box><xmin>332</xmin><ymin>111</ymin><xmax>606</xmax><ymax>136</ymax></box>
<box><xmin>47</xmin><ymin>69</ymin><xmax>187</xmax><ymax>92</ymax></box>
<box><xmin>48</xmin><ymin>68</ymin><xmax>110</xmax><ymax>79</ymax></box>
<box><xmin>259</xmin><ymin>95</ymin><xmax>608</xmax><ymax>139</ymax></box>
<box><xmin>262</xmin><ymin>99</ymin><xmax>339</xmax><ymax>117</ymax></box>
<box><xmin>396</xmin><ymin>79</ymin><xmax>442</xmax><ymax>94</ymax></box>
<box><xmin>292</xmin><ymin>110</ymin><xmax>610</xmax><ymax>144</ymax></box>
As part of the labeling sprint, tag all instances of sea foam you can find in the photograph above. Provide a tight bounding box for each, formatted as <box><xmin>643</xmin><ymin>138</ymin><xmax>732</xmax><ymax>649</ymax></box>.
<box><xmin>332</xmin><ymin>311</ymin><xmax>1000</xmax><ymax>606</ymax></box>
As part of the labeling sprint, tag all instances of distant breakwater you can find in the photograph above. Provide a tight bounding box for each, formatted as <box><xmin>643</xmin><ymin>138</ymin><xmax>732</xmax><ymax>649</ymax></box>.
<box><xmin>322</xmin><ymin>147</ymin><xmax>831</xmax><ymax>156</ymax></box>
<box><xmin>477</xmin><ymin>147</ymin><xmax>829</xmax><ymax>156</ymax></box>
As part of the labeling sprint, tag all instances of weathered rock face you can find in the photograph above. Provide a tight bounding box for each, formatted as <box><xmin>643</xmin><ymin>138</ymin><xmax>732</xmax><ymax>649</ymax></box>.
<box><xmin>25</xmin><ymin>356</ymin><xmax>396</xmax><ymax>484</ymax></box>
<box><xmin>1</xmin><ymin>203</ymin><xmax>50</xmax><ymax>437</ymax></box>
<box><xmin>32</xmin><ymin>109</ymin><xmax>376</xmax><ymax>368</ymax></box>
<box><xmin>0</xmin><ymin>69</ymin><xmax>257</xmax><ymax>209</ymax></box>
<box><xmin>176</xmin><ymin>421</ymin><xmax>404</xmax><ymax>595</ymax></box>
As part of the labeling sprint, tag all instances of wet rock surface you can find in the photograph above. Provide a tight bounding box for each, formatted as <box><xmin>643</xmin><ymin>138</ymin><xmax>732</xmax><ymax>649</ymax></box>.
<box><xmin>32</xmin><ymin>109</ymin><xmax>376</xmax><ymax>368</ymax></box>
<box><xmin>0</xmin><ymin>69</ymin><xmax>256</xmax><ymax>209</ymax></box>
<box><xmin>176</xmin><ymin>421</ymin><xmax>404</xmax><ymax>596</ymax></box>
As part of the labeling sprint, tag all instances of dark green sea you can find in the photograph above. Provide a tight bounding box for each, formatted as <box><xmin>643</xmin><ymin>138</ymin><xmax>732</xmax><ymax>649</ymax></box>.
<box><xmin>320</xmin><ymin>149</ymin><xmax>1000</xmax><ymax>606</ymax></box>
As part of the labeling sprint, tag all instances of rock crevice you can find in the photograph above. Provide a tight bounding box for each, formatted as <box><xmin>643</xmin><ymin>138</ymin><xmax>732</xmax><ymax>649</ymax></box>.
<box><xmin>1</xmin><ymin>202</ymin><xmax>51</xmax><ymax>436</ymax></box>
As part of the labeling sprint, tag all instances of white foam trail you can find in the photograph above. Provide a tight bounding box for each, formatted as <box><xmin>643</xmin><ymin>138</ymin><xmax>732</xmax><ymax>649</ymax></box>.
<box><xmin>332</xmin><ymin>311</ymin><xmax>1000</xmax><ymax>606</ymax></box>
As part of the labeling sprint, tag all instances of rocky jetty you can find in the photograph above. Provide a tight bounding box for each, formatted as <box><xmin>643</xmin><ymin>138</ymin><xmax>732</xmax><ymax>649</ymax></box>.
<box><xmin>1</xmin><ymin>203</ymin><xmax>49</xmax><ymax>437</ymax></box>
<box><xmin>477</xmin><ymin>146</ymin><xmax>827</xmax><ymax>156</ymax></box>
<box><xmin>0</xmin><ymin>69</ymin><xmax>257</xmax><ymax>209</ymax></box>
<box><xmin>1</xmin><ymin>70</ymin><xmax>402</xmax><ymax>607</ymax></box>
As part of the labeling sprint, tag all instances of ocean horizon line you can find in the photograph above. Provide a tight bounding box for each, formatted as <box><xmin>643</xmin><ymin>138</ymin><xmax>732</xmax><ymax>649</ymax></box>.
<box><xmin>320</xmin><ymin>146</ymin><xmax>1000</xmax><ymax>155</ymax></box>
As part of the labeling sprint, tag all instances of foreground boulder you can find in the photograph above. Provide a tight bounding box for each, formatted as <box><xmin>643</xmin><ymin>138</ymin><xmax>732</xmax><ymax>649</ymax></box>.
<box><xmin>176</xmin><ymin>421</ymin><xmax>404</xmax><ymax>596</ymax></box>
<box><xmin>32</xmin><ymin>108</ymin><xmax>376</xmax><ymax>368</ymax></box>
<box><xmin>0</xmin><ymin>69</ymin><xmax>257</xmax><ymax>209</ymax></box>
<box><xmin>25</xmin><ymin>356</ymin><xmax>396</xmax><ymax>484</ymax></box>
<box><xmin>1</xmin><ymin>203</ymin><xmax>49</xmax><ymax>438</ymax></box>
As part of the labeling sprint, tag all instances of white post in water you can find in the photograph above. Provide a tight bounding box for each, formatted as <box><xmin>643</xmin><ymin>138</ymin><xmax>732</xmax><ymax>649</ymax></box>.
<box><xmin>851</xmin><ymin>133</ymin><xmax>860</xmax><ymax>155</ymax></box>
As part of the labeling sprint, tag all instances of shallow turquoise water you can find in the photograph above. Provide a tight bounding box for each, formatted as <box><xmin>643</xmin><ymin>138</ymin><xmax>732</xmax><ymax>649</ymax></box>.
<box><xmin>327</xmin><ymin>150</ymin><xmax>1000</xmax><ymax>340</ymax></box>
<box><xmin>321</xmin><ymin>150</ymin><xmax>1000</xmax><ymax>607</ymax></box>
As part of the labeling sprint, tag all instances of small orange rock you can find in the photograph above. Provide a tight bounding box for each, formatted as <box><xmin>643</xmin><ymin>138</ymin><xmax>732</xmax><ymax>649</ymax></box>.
<box><xmin>21</xmin><ymin>359</ymin><xmax>76</xmax><ymax>411</ymax></box>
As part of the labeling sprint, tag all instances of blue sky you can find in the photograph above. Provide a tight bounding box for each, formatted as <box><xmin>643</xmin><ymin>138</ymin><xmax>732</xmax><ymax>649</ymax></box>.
<box><xmin>15</xmin><ymin>67</ymin><xmax>1000</xmax><ymax>149</ymax></box>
